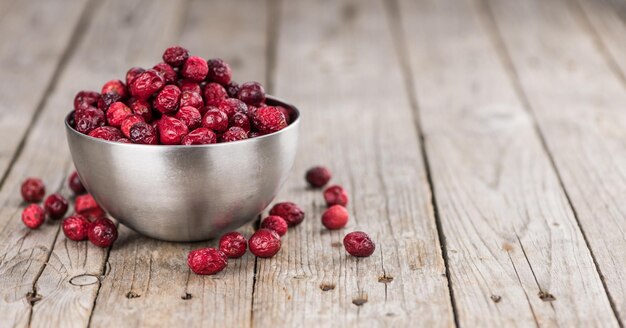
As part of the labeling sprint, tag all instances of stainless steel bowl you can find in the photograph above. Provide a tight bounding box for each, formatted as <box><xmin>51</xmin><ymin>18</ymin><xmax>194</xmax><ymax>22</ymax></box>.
<box><xmin>65</xmin><ymin>97</ymin><xmax>300</xmax><ymax>242</ymax></box>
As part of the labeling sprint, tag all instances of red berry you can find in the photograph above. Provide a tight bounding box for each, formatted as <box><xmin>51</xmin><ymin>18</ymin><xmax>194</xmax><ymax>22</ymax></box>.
<box><xmin>201</xmin><ymin>108</ymin><xmax>229</xmax><ymax>132</ymax></box>
<box><xmin>188</xmin><ymin>247</ymin><xmax>228</xmax><ymax>275</ymax></box>
<box><xmin>207</xmin><ymin>58</ymin><xmax>232</xmax><ymax>85</ymax></box>
<box><xmin>202</xmin><ymin>82</ymin><xmax>228</xmax><ymax>106</ymax></box>
<box><xmin>174</xmin><ymin>106</ymin><xmax>202</xmax><ymax>130</ymax></box>
<box><xmin>21</xmin><ymin>177</ymin><xmax>45</xmax><ymax>203</ymax></box>
<box><xmin>44</xmin><ymin>193</ymin><xmax>69</xmax><ymax>220</ymax></box>
<box><xmin>305</xmin><ymin>166</ymin><xmax>331</xmax><ymax>188</ymax></box>
<box><xmin>269</xmin><ymin>202</ymin><xmax>305</xmax><ymax>227</ymax></box>
<box><xmin>97</xmin><ymin>92</ymin><xmax>123</xmax><ymax>112</ymax></box>
<box><xmin>221</xmin><ymin>126</ymin><xmax>248</xmax><ymax>143</ymax></box>
<box><xmin>74</xmin><ymin>106</ymin><xmax>105</xmax><ymax>134</ymax></box>
<box><xmin>106</xmin><ymin>102</ymin><xmax>132</xmax><ymax>127</ymax></box>
<box><xmin>126</xmin><ymin>67</ymin><xmax>145</xmax><ymax>86</ymax></box>
<box><xmin>75</xmin><ymin>194</ymin><xmax>105</xmax><ymax>220</ymax></box>
<box><xmin>157</xmin><ymin>116</ymin><xmax>189</xmax><ymax>145</ymax></box>
<box><xmin>181</xmin><ymin>127</ymin><xmax>216</xmax><ymax>145</ymax></box>
<box><xmin>129</xmin><ymin>122</ymin><xmax>158</xmax><ymax>145</ymax></box>
<box><xmin>321</xmin><ymin>205</ymin><xmax>349</xmax><ymax>230</ymax></box>
<box><xmin>153</xmin><ymin>62</ymin><xmax>177</xmax><ymax>85</ymax></box>
<box><xmin>237</xmin><ymin>82</ymin><xmax>265</xmax><ymax>105</ymax></box>
<box><xmin>22</xmin><ymin>204</ymin><xmax>45</xmax><ymax>229</ymax></box>
<box><xmin>181</xmin><ymin>56</ymin><xmax>208</xmax><ymax>82</ymax></box>
<box><xmin>218</xmin><ymin>232</ymin><xmax>248</xmax><ymax>258</ymax></box>
<box><xmin>249</xmin><ymin>229</ymin><xmax>281</xmax><ymax>258</ymax></box>
<box><xmin>130</xmin><ymin>69</ymin><xmax>165</xmax><ymax>100</ymax></box>
<box><xmin>343</xmin><ymin>231</ymin><xmax>375</xmax><ymax>257</ymax></box>
<box><xmin>68</xmin><ymin>171</ymin><xmax>86</xmax><ymax>195</ymax></box>
<box><xmin>229</xmin><ymin>112</ymin><xmax>251</xmax><ymax>133</ymax></box>
<box><xmin>179</xmin><ymin>90</ymin><xmax>203</xmax><ymax>110</ymax></box>
<box><xmin>252</xmin><ymin>106</ymin><xmax>287</xmax><ymax>134</ymax></box>
<box><xmin>153</xmin><ymin>85</ymin><xmax>181</xmax><ymax>114</ymax></box>
<box><xmin>101</xmin><ymin>79</ymin><xmax>127</xmax><ymax>99</ymax></box>
<box><xmin>226</xmin><ymin>81</ymin><xmax>240</xmax><ymax>98</ymax></box>
<box><xmin>276</xmin><ymin>106</ymin><xmax>291</xmax><ymax>124</ymax></box>
<box><xmin>88</xmin><ymin>126</ymin><xmax>123</xmax><ymax>141</ymax></box>
<box><xmin>74</xmin><ymin>91</ymin><xmax>101</xmax><ymax>111</ymax></box>
<box><xmin>120</xmin><ymin>114</ymin><xmax>145</xmax><ymax>138</ymax></box>
<box><xmin>162</xmin><ymin>46</ymin><xmax>189</xmax><ymax>67</ymax></box>
<box><xmin>117</xmin><ymin>138</ymin><xmax>131</xmax><ymax>143</ymax></box>
<box><xmin>216</xmin><ymin>98</ymin><xmax>247</xmax><ymax>118</ymax></box>
<box><xmin>62</xmin><ymin>214</ymin><xmax>90</xmax><ymax>241</ymax></box>
<box><xmin>179</xmin><ymin>80</ymin><xmax>201</xmax><ymax>94</ymax></box>
<box><xmin>88</xmin><ymin>217</ymin><xmax>117</xmax><ymax>248</ymax></box>
<box><xmin>324</xmin><ymin>185</ymin><xmax>349</xmax><ymax>207</ymax></box>
<box><xmin>128</xmin><ymin>98</ymin><xmax>153</xmax><ymax>122</ymax></box>
<box><xmin>260</xmin><ymin>216</ymin><xmax>288</xmax><ymax>236</ymax></box>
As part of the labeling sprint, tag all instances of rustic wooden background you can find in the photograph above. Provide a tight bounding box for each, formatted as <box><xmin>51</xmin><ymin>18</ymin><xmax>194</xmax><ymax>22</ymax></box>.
<box><xmin>0</xmin><ymin>0</ymin><xmax>624</xmax><ymax>327</ymax></box>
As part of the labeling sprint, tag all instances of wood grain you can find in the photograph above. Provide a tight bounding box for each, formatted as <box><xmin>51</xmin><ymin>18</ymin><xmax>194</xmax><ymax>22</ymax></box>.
<box><xmin>396</xmin><ymin>0</ymin><xmax>620</xmax><ymax>326</ymax></box>
<box><xmin>250</xmin><ymin>0</ymin><xmax>454</xmax><ymax>326</ymax></box>
<box><xmin>484</xmin><ymin>0</ymin><xmax>626</xmax><ymax>321</ymax></box>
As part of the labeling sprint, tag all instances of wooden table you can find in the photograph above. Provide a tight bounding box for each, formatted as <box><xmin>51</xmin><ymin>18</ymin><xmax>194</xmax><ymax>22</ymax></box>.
<box><xmin>0</xmin><ymin>0</ymin><xmax>624</xmax><ymax>326</ymax></box>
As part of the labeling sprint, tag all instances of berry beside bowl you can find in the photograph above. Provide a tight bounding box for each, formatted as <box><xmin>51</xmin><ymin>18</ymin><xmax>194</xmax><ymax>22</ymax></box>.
<box><xmin>65</xmin><ymin>96</ymin><xmax>299</xmax><ymax>242</ymax></box>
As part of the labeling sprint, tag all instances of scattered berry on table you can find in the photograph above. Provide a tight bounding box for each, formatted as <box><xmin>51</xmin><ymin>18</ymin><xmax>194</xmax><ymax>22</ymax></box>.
<box><xmin>269</xmin><ymin>202</ymin><xmax>305</xmax><ymax>227</ymax></box>
<box><xmin>260</xmin><ymin>216</ymin><xmax>288</xmax><ymax>236</ymax></box>
<box><xmin>188</xmin><ymin>247</ymin><xmax>228</xmax><ymax>275</ymax></box>
<box><xmin>323</xmin><ymin>185</ymin><xmax>349</xmax><ymax>207</ymax></box>
<box><xmin>249</xmin><ymin>229</ymin><xmax>281</xmax><ymax>258</ymax></box>
<box><xmin>44</xmin><ymin>193</ymin><xmax>69</xmax><ymax>220</ymax></box>
<box><xmin>219</xmin><ymin>232</ymin><xmax>248</xmax><ymax>258</ymax></box>
<box><xmin>88</xmin><ymin>217</ymin><xmax>118</xmax><ymax>248</ymax></box>
<box><xmin>75</xmin><ymin>194</ymin><xmax>105</xmax><ymax>220</ymax></box>
<box><xmin>22</xmin><ymin>204</ymin><xmax>45</xmax><ymax>229</ymax></box>
<box><xmin>21</xmin><ymin>177</ymin><xmax>45</xmax><ymax>203</ymax></box>
<box><xmin>62</xmin><ymin>214</ymin><xmax>90</xmax><ymax>241</ymax></box>
<box><xmin>321</xmin><ymin>205</ymin><xmax>349</xmax><ymax>230</ymax></box>
<box><xmin>305</xmin><ymin>166</ymin><xmax>332</xmax><ymax>188</ymax></box>
<box><xmin>68</xmin><ymin>171</ymin><xmax>86</xmax><ymax>195</ymax></box>
<box><xmin>343</xmin><ymin>231</ymin><xmax>375</xmax><ymax>257</ymax></box>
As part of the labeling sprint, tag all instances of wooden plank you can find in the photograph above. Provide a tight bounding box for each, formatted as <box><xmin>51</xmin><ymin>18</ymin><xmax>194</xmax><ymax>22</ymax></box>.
<box><xmin>251</xmin><ymin>0</ymin><xmax>454</xmax><ymax>326</ymax></box>
<box><xmin>88</xmin><ymin>1</ymin><xmax>267</xmax><ymax>327</ymax></box>
<box><xmin>396</xmin><ymin>0</ymin><xmax>620</xmax><ymax>326</ymax></box>
<box><xmin>0</xmin><ymin>0</ymin><xmax>87</xmax><ymax>180</ymax></box>
<box><xmin>484</xmin><ymin>0</ymin><xmax>626</xmax><ymax>321</ymax></box>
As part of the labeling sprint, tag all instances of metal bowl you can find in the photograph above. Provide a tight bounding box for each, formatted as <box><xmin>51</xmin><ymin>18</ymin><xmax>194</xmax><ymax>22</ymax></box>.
<box><xmin>65</xmin><ymin>97</ymin><xmax>300</xmax><ymax>242</ymax></box>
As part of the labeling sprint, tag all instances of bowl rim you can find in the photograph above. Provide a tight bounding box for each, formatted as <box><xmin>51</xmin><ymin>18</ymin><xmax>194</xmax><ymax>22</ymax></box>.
<box><xmin>65</xmin><ymin>95</ymin><xmax>300</xmax><ymax>148</ymax></box>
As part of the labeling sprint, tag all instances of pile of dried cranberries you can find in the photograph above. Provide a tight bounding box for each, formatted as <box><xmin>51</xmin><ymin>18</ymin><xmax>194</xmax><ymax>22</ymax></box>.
<box><xmin>72</xmin><ymin>46</ymin><xmax>291</xmax><ymax>145</ymax></box>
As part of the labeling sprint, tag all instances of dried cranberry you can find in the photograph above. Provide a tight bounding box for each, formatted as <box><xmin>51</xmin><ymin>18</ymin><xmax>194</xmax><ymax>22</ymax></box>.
<box><xmin>252</xmin><ymin>106</ymin><xmax>287</xmax><ymax>134</ymax></box>
<box><xmin>106</xmin><ymin>102</ymin><xmax>132</xmax><ymax>127</ymax></box>
<box><xmin>88</xmin><ymin>217</ymin><xmax>117</xmax><ymax>247</ymax></box>
<box><xmin>179</xmin><ymin>90</ymin><xmax>203</xmax><ymax>110</ymax></box>
<box><xmin>343</xmin><ymin>231</ymin><xmax>375</xmax><ymax>257</ymax></box>
<box><xmin>153</xmin><ymin>62</ymin><xmax>177</xmax><ymax>85</ymax></box>
<box><xmin>276</xmin><ymin>106</ymin><xmax>291</xmax><ymax>124</ymax></box>
<box><xmin>179</xmin><ymin>80</ymin><xmax>201</xmax><ymax>94</ymax></box>
<box><xmin>226</xmin><ymin>81</ymin><xmax>240</xmax><ymax>98</ymax></box>
<box><xmin>207</xmin><ymin>58</ymin><xmax>232</xmax><ymax>85</ymax></box>
<box><xmin>21</xmin><ymin>177</ymin><xmax>45</xmax><ymax>203</ymax></box>
<box><xmin>157</xmin><ymin>116</ymin><xmax>189</xmax><ymax>145</ymax></box>
<box><xmin>129</xmin><ymin>122</ymin><xmax>158</xmax><ymax>145</ymax></box>
<box><xmin>260</xmin><ymin>216</ymin><xmax>288</xmax><ymax>236</ymax></box>
<box><xmin>163</xmin><ymin>46</ymin><xmax>189</xmax><ymax>67</ymax></box>
<box><xmin>202</xmin><ymin>82</ymin><xmax>228</xmax><ymax>106</ymax></box>
<box><xmin>74</xmin><ymin>91</ymin><xmax>101</xmax><ymax>111</ymax></box>
<box><xmin>216</xmin><ymin>98</ymin><xmax>247</xmax><ymax>118</ymax></box>
<box><xmin>75</xmin><ymin>194</ymin><xmax>105</xmax><ymax>220</ymax></box>
<box><xmin>237</xmin><ymin>82</ymin><xmax>265</xmax><ymax>106</ymax></box>
<box><xmin>68</xmin><ymin>171</ymin><xmax>86</xmax><ymax>195</ymax></box>
<box><xmin>322</xmin><ymin>205</ymin><xmax>349</xmax><ymax>230</ymax></box>
<box><xmin>249</xmin><ymin>229</ymin><xmax>281</xmax><ymax>258</ymax></box>
<box><xmin>201</xmin><ymin>108</ymin><xmax>229</xmax><ymax>132</ymax></box>
<box><xmin>324</xmin><ymin>185</ymin><xmax>349</xmax><ymax>207</ymax></box>
<box><xmin>126</xmin><ymin>67</ymin><xmax>145</xmax><ymax>86</ymax></box>
<box><xmin>218</xmin><ymin>232</ymin><xmax>248</xmax><ymax>258</ymax></box>
<box><xmin>74</xmin><ymin>106</ymin><xmax>105</xmax><ymax>134</ymax></box>
<box><xmin>269</xmin><ymin>202</ymin><xmax>305</xmax><ymax>227</ymax></box>
<box><xmin>174</xmin><ymin>106</ymin><xmax>202</xmax><ymax>130</ymax></box>
<box><xmin>181</xmin><ymin>127</ymin><xmax>217</xmax><ymax>145</ymax></box>
<box><xmin>130</xmin><ymin>69</ymin><xmax>165</xmax><ymax>100</ymax></box>
<box><xmin>306</xmin><ymin>166</ymin><xmax>332</xmax><ymax>188</ymax></box>
<box><xmin>153</xmin><ymin>85</ymin><xmax>181</xmax><ymax>114</ymax></box>
<box><xmin>187</xmin><ymin>247</ymin><xmax>227</xmax><ymax>275</ymax></box>
<box><xmin>101</xmin><ymin>79</ymin><xmax>128</xmax><ymax>99</ymax></box>
<box><xmin>120</xmin><ymin>114</ymin><xmax>145</xmax><ymax>138</ymax></box>
<box><xmin>22</xmin><ymin>204</ymin><xmax>45</xmax><ymax>229</ymax></box>
<box><xmin>128</xmin><ymin>98</ymin><xmax>153</xmax><ymax>122</ymax></box>
<box><xmin>229</xmin><ymin>112</ymin><xmax>251</xmax><ymax>133</ymax></box>
<box><xmin>44</xmin><ymin>193</ymin><xmax>69</xmax><ymax>220</ymax></box>
<box><xmin>97</xmin><ymin>92</ymin><xmax>123</xmax><ymax>112</ymax></box>
<box><xmin>181</xmin><ymin>56</ymin><xmax>208</xmax><ymax>82</ymax></box>
<box><xmin>221</xmin><ymin>126</ymin><xmax>248</xmax><ymax>143</ymax></box>
<box><xmin>62</xmin><ymin>215</ymin><xmax>90</xmax><ymax>241</ymax></box>
<box><xmin>88</xmin><ymin>126</ymin><xmax>123</xmax><ymax>141</ymax></box>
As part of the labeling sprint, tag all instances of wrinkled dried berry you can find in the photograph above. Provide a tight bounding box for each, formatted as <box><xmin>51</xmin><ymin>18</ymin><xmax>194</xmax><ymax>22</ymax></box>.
<box><xmin>22</xmin><ymin>204</ymin><xmax>45</xmax><ymax>229</ymax></box>
<box><xmin>221</xmin><ymin>126</ymin><xmax>248</xmax><ymax>143</ymax></box>
<box><xmin>179</xmin><ymin>80</ymin><xmax>201</xmax><ymax>94</ymax></box>
<box><xmin>128</xmin><ymin>98</ymin><xmax>153</xmax><ymax>122</ymax></box>
<box><xmin>226</xmin><ymin>81</ymin><xmax>240</xmax><ymax>98</ymax></box>
<box><xmin>68</xmin><ymin>171</ymin><xmax>86</xmax><ymax>195</ymax></box>
<box><xmin>217</xmin><ymin>98</ymin><xmax>247</xmax><ymax>118</ymax></box>
<box><xmin>260</xmin><ymin>216</ymin><xmax>288</xmax><ymax>236</ymax></box>
<box><xmin>181</xmin><ymin>127</ymin><xmax>217</xmax><ymax>145</ymax></box>
<box><xmin>181</xmin><ymin>56</ymin><xmax>208</xmax><ymax>82</ymax></box>
<box><xmin>97</xmin><ymin>92</ymin><xmax>123</xmax><ymax>112</ymax></box>
<box><xmin>343</xmin><ymin>231</ymin><xmax>375</xmax><ymax>257</ymax></box>
<box><xmin>130</xmin><ymin>69</ymin><xmax>165</xmax><ymax>100</ymax></box>
<box><xmin>153</xmin><ymin>62</ymin><xmax>177</xmax><ymax>85</ymax></box>
<box><xmin>129</xmin><ymin>122</ymin><xmax>158</xmax><ymax>145</ymax></box>
<box><xmin>74</xmin><ymin>91</ymin><xmax>101</xmax><ymax>111</ymax></box>
<box><xmin>162</xmin><ymin>46</ymin><xmax>189</xmax><ymax>67</ymax></box>
<box><xmin>249</xmin><ymin>229</ymin><xmax>281</xmax><ymax>258</ymax></box>
<box><xmin>62</xmin><ymin>214</ymin><xmax>90</xmax><ymax>241</ymax></box>
<box><xmin>175</xmin><ymin>106</ymin><xmax>202</xmax><ymax>130</ymax></box>
<box><xmin>188</xmin><ymin>247</ymin><xmax>228</xmax><ymax>275</ymax></box>
<box><xmin>154</xmin><ymin>85</ymin><xmax>181</xmax><ymax>114</ymax></box>
<box><xmin>229</xmin><ymin>112</ymin><xmax>251</xmax><ymax>133</ymax></box>
<box><xmin>126</xmin><ymin>67</ymin><xmax>145</xmax><ymax>86</ymax></box>
<box><xmin>179</xmin><ymin>90</ymin><xmax>203</xmax><ymax>110</ymax></box>
<box><xmin>75</xmin><ymin>194</ymin><xmax>105</xmax><ymax>220</ymax></box>
<box><xmin>88</xmin><ymin>217</ymin><xmax>117</xmax><ymax>247</ymax></box>
<box><xmin>324</xmin><ymin>185</ymin><xmax>349</xmax><ymax>207</ymax></box>
<box><xmin>101</xmin><ymin>80</ymin><xmax>127</xmax><ymax>99</ymax></box>
<box><xmin>276</xmin><ymin>106</ymin><xmax>291</xmax><ymax>124</ymax></box>
<box><xmin>201</xmin><ymin>108</ymin><xmax>229</xmax><ymax>132</ymax></box>
<box><xmin>202</xmin><ymin>82</ymin><xmax>228</xmax><ymax>106</ymax></box>
<box><xmin>237</xmin><ymin>82</ymin><xmax>265</xmax><ymax>106</ymax></box>
<box><xmin>88</xmin><ymin>126</ymin><xmax>123</xmax><ymax>141</ymax></box>
<box><xmin>269</xmin><ymin>202</ymin><xmax>305</xmax><ymax>227</ymax></box>
<box><xmin>218</xmin><ymin>231</ymin><xmax>248</xmax><ymax>258</ymax></box>
<box><xmin>120</xmin><ymin>114</ymin><xmax>145</xmax><ymax>138</ymax></box>
<box><xmin>306</xmin><ymin>166</ymin><xmax>332</xmax><ymax>188</ymax></box>
<box><xmin>158</xmin><ymin>115</ymin><xmax>189</xmax><ymax>145</ymax></box>
<box><xmin>106</xmin><ymin>102</ymin><xmax>132</xmax><ymax>127</ymax></box>
<box><xmin>322</xmin><ymin>205</ymin><xmax>349</xmax><ymax>230</ymax></box>
<box><xmin>252</xmin><ymin>106</ymin><xmax>287</xmax><ymax>134</ymax></box>
<box><xmin>21</xmin><ymin>177</ymin><xmax>45</xmax><ymax>203</ymax></box>
<box><xmin>207</xmin><ymin>58</ymin><xmax>232</xmax><ymax>85</ymax></box>
<box><xmin>44</xmin><ymin>193</ymin><xmax>69</xmax><ymax>220</ymax></box>
<box><xmin>74</xmin><ymin>106</ymin><xmax>105</xmax><ymax>134</ymax></box>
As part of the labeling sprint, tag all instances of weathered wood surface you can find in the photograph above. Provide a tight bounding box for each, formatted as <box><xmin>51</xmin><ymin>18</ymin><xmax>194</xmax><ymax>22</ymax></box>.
<box><xmin>397</xmin><ymin>0</ymin><xmax>620</xmax><ymax>326</ymax></box>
